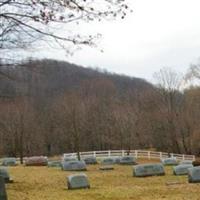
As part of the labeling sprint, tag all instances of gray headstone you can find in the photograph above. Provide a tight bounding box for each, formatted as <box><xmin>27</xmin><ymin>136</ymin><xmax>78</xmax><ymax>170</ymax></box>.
<box><xmin>188</xmin><ymin>166</ymin><xmax>200</xmax><ymax>183</ymax></box>
<box><xmin>133</xmin><ymin>163</ymin><xmax>165</xmax><ymax>177</ymax></box>
<box><xmin>173</xmin><ymin>164</ymin><xmax>193</xmax><ymax>175</ymax></box>
<box><xmin>2</xmin><ymin>158</ymin><xmax>16</xmax><ymax>166</ymax></box>
<box><xmin>114</xmin><ymin>157</ymin><xmax>121</xmax><ymax>164</ymax></box>
<box><xmin>119</xmin><ymin>156</ymin><xmax>137</xmax><ymax>165</ymax></box>
<box><xmin>99</xmin><ymin>166</ymin><xmax>114</xmax><ymax>170</ymax></box>
<box><xmin>25</xmin><ymin>156</ymin><xmax>48</xmax><ymax>166</ymax></box>
<box><xmin>47</xmin><ymin>161</ymin><xmax>61</xmax><ymax>168</ymax></box>
<box><xmin>161</xmin><ymin>158</ymin><xmax>178</xmax><ymax>166</ymax></box>
<box><xmin>101</xmin><ymin>158</ymin><xmax>115</xmax><ymax>165</ymax></box>
<box><xmin>179</xmin><ymin>160</ymin><xmax>193</xmax><ymax>165</ymax></box>
<box><xmin>83</xmin><ymin>157</ymin><xmax>97</xmax><ymax>165</ymax></box>
<box><xmin>62</xmin><ymin>160</ymin><xmax>87</xmax><ymax>171</ymax></box>
<box><xmin>67</xmin><ymin>174</ymin><xmax>90</xmax><ymax>189</ymax></box>
<box><xmin>0</xmin><ymin>168</ymin><xmax>12</xmax><ymax>184</ymax></box>
<box><xmin>0</xmin><ymin>176</ymin><xmax>7</xmax><ymax>200</ymax></box>
<box><xmin>63</xmin><ymin>157</ymin><xmax>77</xmax><ymax>162</ymax></box>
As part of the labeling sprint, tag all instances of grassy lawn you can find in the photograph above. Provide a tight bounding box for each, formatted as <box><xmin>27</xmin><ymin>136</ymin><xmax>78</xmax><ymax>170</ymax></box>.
<box><xmin>6</xmin><ymin>159</ymin><xmax>200</xmax><ymax>200</ymax></box>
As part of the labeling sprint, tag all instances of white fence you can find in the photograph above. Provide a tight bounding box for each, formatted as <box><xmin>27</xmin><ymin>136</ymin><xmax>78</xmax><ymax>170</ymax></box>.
<box><xmin>63</xmin><ymin>150</ymin><xmax>196</xmax><ymax>161</ymax></box>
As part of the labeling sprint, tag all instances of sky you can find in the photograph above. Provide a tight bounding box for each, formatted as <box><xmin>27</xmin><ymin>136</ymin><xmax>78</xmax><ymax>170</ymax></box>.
<box><xmin>28</xmin><ymin>0</ymin><xmax>200</xmax><ymax>82</ymax></box>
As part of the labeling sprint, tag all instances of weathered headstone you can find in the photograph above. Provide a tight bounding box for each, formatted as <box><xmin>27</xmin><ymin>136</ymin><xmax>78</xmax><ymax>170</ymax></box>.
<box><xmin>133</xmin><ymin>163</ymin><xmax>165</xmax><ymax>177</ymax></box>
<box><xmin>47</xmin><ymin>161</ymin><xmax>61</xmax><ymax>168</ymax></box>
<box><xmin>161</xmin><ymin>158</ymin><xmax>178</xmax><ymax>166</ymax></box>
<box><xmin>114</xmin><ymin>157</ymin><xmax>121</xmax><ymax>164</ymax></box>
<box><xmin>99</xmin><ymin>166</ymin><xmax>114</xmax><ymax>170</ymax></box>
<box><xmin>67</xmin><ymin>174</ymin><xmax>90</xmax><ymax>189</ymax></box>
<box><xmin>0</xmin><ymin>176</ymin><xmax>7</xmax><ymax>200</ymax></box>
<box><xmin>188</xmin><ymin>166</ymin><xmax>200</xmax><ymax>183</ymax></box>
<box><xmin>101</xmin><ymin>158</ymin><xmax>115</xmax><ymax>165</ymax></box>
<box><xmin>179</xmin><ymin>160</ymin><xmax>193</xmax><ymax>165</ymax></box>
<box><xmin>62</xmin><ymin>160</ymin><xmax>87</xmax><ymax>171</ymax></box>
<box><xmin>25</xmin><ymin>156</ymin><xmax>48</xmax><ymax>166</ymax></box>
<box><xmin>63</xmin><ymin>157</ymin><xmax>77</xmax><ymax>162</ymax></box>
<box><xmin>173</xmin><ymin>164</ymin><xmax>193</xmax><ymax>175</ymax></box>
<box><xmin>83</xmin><ymin>157</ymin><xmax>97</xmax><ymax>165</ymax></box>
<box><xmin>0</xmin><ymin>168</ymin><xmax>13</xmax><ymax>184</ymax></box>
<box><xmin>119</xmin><ymin>156</ymin><xmax>137</xmax><ymax>165</ymax></box>
<box><xmin>2</xmin><ymin>158</ymin><xmax>17</xmax><ymax>166</ymax></box>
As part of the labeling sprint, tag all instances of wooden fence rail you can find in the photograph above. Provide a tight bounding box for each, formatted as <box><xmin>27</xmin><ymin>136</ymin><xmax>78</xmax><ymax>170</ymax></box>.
<box><xmin>63</xmin><ymin>150</ymin><xmax>195</xmax><ymax>161</ymax></box>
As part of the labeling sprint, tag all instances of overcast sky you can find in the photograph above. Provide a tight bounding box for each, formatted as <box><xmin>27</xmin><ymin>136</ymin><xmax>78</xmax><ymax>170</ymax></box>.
<box><xmin>29</xmin><ymin>0</ymin><xmax>200</xmax><ymax>82</ymax></box>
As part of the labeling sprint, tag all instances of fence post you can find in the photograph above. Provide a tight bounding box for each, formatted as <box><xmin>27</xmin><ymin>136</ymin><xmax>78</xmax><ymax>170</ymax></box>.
<box><xmin>193</xmin><ymin>155</ymin><xmax>195</xmax><ymax>161</ymax></box>
<box><xmin>182</xmin><ymin>154</ymin><xmax>185</xmax><ymax>160</ymax></box>
<box><xmin>171</xmin><ymin>153</ymin><xmax>174</xmax><ymax>158</ymax></box>
<box><xmin>148</xmin><ymin>151</ymin><xmax>151</xmax><ymax>160</ymax></box>
<box><xmin>108</xmin><ymin>150</ymin><xmax>111</xmax><ymax>157</ymax></box>
<box><xmin>160</xmin><ymin>152</ymin><xmax>162</xmax><ymax>159</ymax></box>
<box><xmin>93</xmin><ymin>151</ymin><xmax>96</xmax><ymax>157</ymax></box>
<box><xmin>135</xmin><ymin>150</ymin><xmax>138</xmax><ymax>159</ymax></box>
<box><xmin>122</xmin><ymin>150</ymin><xmax>125</xmax><ymax>157</ymax></box>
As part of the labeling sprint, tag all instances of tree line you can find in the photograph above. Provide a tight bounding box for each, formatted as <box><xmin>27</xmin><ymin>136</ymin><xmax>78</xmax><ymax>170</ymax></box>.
<box><xmin>0</xmin><ymin>59</ymin><xmax>199</xmax><ymax>162</ymax></box>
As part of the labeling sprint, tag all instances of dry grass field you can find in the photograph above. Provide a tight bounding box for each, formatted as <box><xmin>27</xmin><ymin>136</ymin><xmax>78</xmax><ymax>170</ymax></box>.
<box><xmin>6</xmin><ymin>159</ymin><xmax>200</xmax><ymax>200</ymax></box>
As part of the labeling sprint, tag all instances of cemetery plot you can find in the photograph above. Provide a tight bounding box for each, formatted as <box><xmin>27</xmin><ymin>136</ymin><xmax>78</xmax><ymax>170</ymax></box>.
<box><xmin>133</xmin><ymin>163</ymin><xmax>165</xmax><ymax>177</ymax></box>
<box><xmin>101</xmin><ymin>157</ymin><xmax>115</xmax><ymax>165</ymax></box>
<box><xmin>0</xmin><ymin>168</ymin><xmax>13</xmax><ymax>183</ymax></box>
<box><xmin>1</xmin><ymin>158</ymin><xmax>17</xmax><ymax>167</ymax></box>
<box><xmin>62</xmin><ymin>160</ymin><xmax>87</xmax><ymax>171</ymax></box>
<box><xmin>188</xmin><ymin>166</ymin><xmax>200</xmax><ymax>183</ymax></box>
<box><xmin>161</xmin><ymin>158</ymin><xmax>178</xmax><ymax>166</ymax></box>
<box><xmin>83</xmin><ymin>157</ymin><xmax>97</xmax><ymax>165</ymax></box>
<box><xmin>173</xmin><ymin>164</ymin><xmax>193</xmax><ymax>175</ymax></box>
<box><xmin>67</xmin><ymin>174</ymin><xmax>90</xmax><ymax>189</ymax></box>
<box><xmin>0</xmin><ymin>176</ymin><xmax>7</xmax><ymax>200</ymax></box>
<box><xmin>25</xmin><ymin>156</ymin><xmax>48</xmax><ymax>166</ymax></box>
<box><xmin>47</xmin><ymin>161</ymin><xmax>62</xmax><ymax>168</ymax></box>
<box><xmin>119</xmin><ymin>156</ymin><xmax>137</xmax><ymax>165</ymax></box>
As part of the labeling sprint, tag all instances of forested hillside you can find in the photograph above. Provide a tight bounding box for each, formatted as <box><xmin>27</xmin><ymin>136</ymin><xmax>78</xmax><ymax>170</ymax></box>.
<box><xmin>0</xmin><ymin>59</ymin><xmax>199</xmax><ymax>159</ymax></box>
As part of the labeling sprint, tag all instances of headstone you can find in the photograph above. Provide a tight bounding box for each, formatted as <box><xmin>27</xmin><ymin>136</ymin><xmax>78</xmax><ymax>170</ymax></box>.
<box><xmin>63</xmin><ymin>157</ymin><xmax>77</xmax><ymax>162</ymax></box>
<box><xmin>101</xmin><ymin>158</ymin><xmax>115</xmax><ymax>165</ymax></box>
<box><xmin>114</xmin><ymin>157</ymin><xmax>121</xmax><ymax>164</ymax></box>
<box><xmin>83</xmin><ymin>157</ymin><xmax>97</xmax><ymax>165</ymax></box>
<box><xmin>0</xmin><ymin>168</ymin><xmax>13</xmax><ymax>183</ymax></box>
<box><xmin>119</xmin><ymin>156</ymin><xmax>137</xmax><ymax>165</ymax></box>
<box><xmin>0</xmin><ymin>176</ymin><xmax>7</xmax><ymax>200</ymax></box>
<box><xmin>25</xmin><ymin>156</ymin><xmax>48</xmax><ymax>166</ymax></box>
<box><xmin>67</xmin><ymin>174</ymin><xmax>90</xmax><ymax>189</ymax></box>
<box><xmin>188</xmin><ymin>166</ymin><xmax>200</xmax><ymax>183</ymax></box>
<box><xmin>99</xmin><ymin>166</ymin><xmax>114</xmax><ymax>170</ymax></box>
<box><xmin>47</xmin><ymin>161</ymin><xmax>61</xmax><ymax>168</ymax></box>
<box><xmin>179</xmin><ymin>160</ymin><xmax>193</xmax><ymax>165</ymax></box>
<box><xmin>173</xmin><ymin>164</ymin><xmax>193</xmax><ymax>175</ymax></box>
<box><xmin>2</xmin><ymin>158</ymin><xmax>17</xmax><ymax>166</ymax></box>
<box><xmin>161</xmin><ymin>158</ymin><xmax>178</xmax><ymax>166</ymax></box>
<box><xmin>62</xmin><ymin>160</ymin><xmax>87</xmax><ymax>171</ymax></box>
<box><xmin>133</xmin><ymin>163</ymin><xmax>165</xmax><ymax>177</ymax></box>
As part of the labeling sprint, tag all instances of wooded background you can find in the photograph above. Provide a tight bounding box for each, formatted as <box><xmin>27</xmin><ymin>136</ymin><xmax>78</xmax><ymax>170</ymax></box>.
<box><xmin>0</xmin><ymin>59</ymin><xmax>199</xmax><ymax>159</ymax></box>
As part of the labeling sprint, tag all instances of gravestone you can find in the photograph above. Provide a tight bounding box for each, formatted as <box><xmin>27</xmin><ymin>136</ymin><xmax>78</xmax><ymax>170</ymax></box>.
<box><xmin>2</xmin><ymin>158</ymin><xmax>17</xmax><ymax>166</ymax></box>
<box><xmin>63</xmin><ymin>157</ymin><xmax>77</xmax><ymax>162</ymax></box>
<box><xmin>173</xmin><ymin>164</ymin><xmax>193</xmax><ymax>175</ymax></box>
<box><xmin>0</xmin><ymin>176</ymin><xmax>7</xmax><ymax>200</ymax></box>
<box><xmin>114</xmin><ymin>157</ymin><xmax>121</xmax><ymax>164</ymax></box>
<box><xmin>161</xmin><ymin>158</ymin><xmax>178</xmax><ymax>166</ymax></box>
<box><xmin>101</xmin><ymin>158</ymin><xmax>115</xmax><ymax>165</ymax></box>
<box><xmin>62</xmin><ymin>160</ymin><xmax>87</xmax><ymax>171</ymax></box>
<box><xmin>67</xmin><ymin>174</ymin><xmax>90</xmax><ymax>189</ymax></box>
<box><xmin>192</xmin><ymin>160</ymin><xmax>200</xmax><ymax>167</ymax></box>
<box><xmin>179</xmin><ymin>160</ymin><xmax>193</xmax><ymax>165</ymax></box>
<box><xmin>119</xmin><ymin>156</ymin><xmax>137</xmax><ymax>165</ymax></box>
<box><xmin>25</xmin><ymin>156</ymin><xmax>48</xmax><ymax>166</ymax></box>
<box><xmin>133</xmin><ymin>163</ymin><xmax>165</xmax><ymax>177</ymax></box>
<box><xmin>47</xmin><ymin>161</ymin><xmax>61</xmax><ymax>168</ymax></box>
<box><xmin>0</xmin><ymin>168</ymin><xmax>13</xmax><ymax>183</ymax></box>
<box><xmin>83</xmin><ymin>157</ymin><xmax>97</xmax><ymax>165</ymax></box>
<box><xmin>188</xmin><ymin>166</ymin><xmax>200</xmax><ymax>183</ymax></box>
<box><xmin>99</xmin><ymin>166</ymin><xmax>114</xmax><ymax>170</ymax></box>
